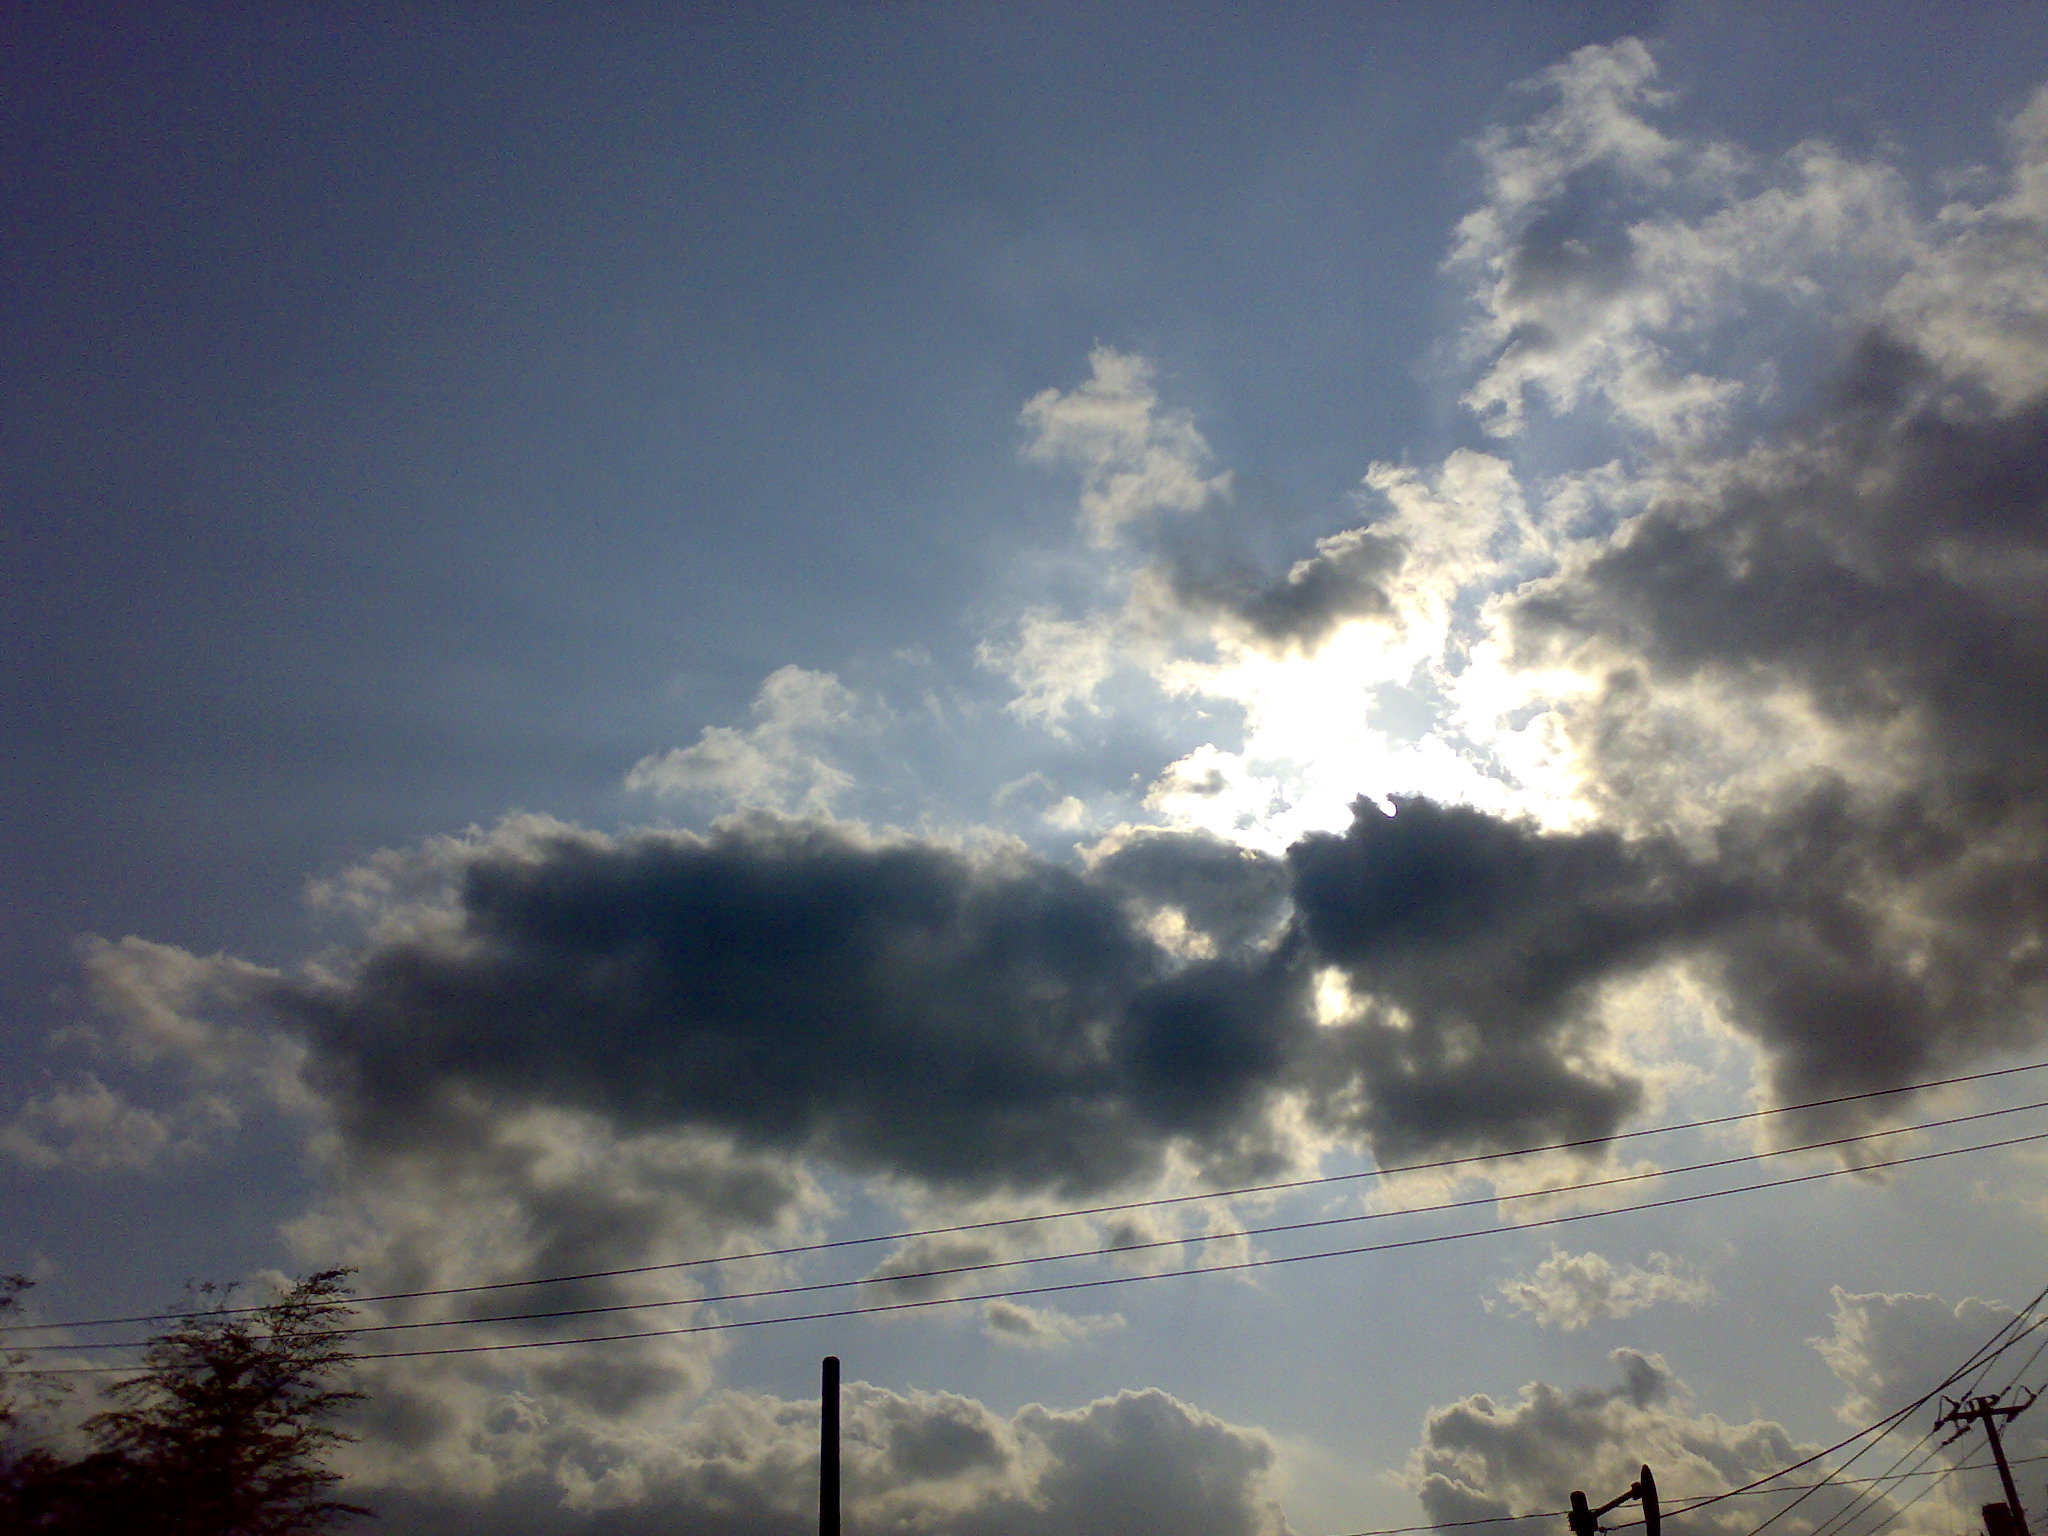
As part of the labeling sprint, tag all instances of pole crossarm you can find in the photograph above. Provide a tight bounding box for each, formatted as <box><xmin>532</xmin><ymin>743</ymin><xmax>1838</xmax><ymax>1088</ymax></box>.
<box><xmin>1936</xmin><ymin>1389</ymin><xmax>2038</xmax><ymax>1536</ymax></box>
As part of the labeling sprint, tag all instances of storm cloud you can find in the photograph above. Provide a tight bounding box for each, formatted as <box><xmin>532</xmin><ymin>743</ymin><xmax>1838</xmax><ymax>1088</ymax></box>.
<box><xmin>235</xmin><ymin>799</ymin><xmax>1746</xmax><ymax>1199</ymax></box>
<box><xmin>268</xmin><ymin>815</ymin><xmax>1316</xmax><ymax>1199</ymax></box>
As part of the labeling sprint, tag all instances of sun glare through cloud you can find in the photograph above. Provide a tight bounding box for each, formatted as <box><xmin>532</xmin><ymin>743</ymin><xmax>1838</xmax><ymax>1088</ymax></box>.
<box><xmin>7</xmin><ymin>12</ymin><xmax>2048</xmax><ymax>1536</ymax></box>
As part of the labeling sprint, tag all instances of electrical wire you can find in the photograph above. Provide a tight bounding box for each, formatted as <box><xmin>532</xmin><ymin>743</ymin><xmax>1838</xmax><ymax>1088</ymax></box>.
<box><xmin>25</xmin><ymin>1124</ymin><xmax>2048</xmax><ymax>1373</ymax></box>
<box><xmin>14</xmin><ymin>1060</ymin><xmax>2046</xmax><ymax>1338</ymax></box>
<box><xmin>1319</xmin><ymin>1455</ymin><xmax>2048</xmax><ymax>1536</ymax></box>
<box><xmin>1726</xmin><ymin>1287</ymin><xmax>2048</xmax><ymax>1536</ymax></box>
<box><xmin>18</xmin><ymin>1097</ymin><xmax>2044</xmax><ymax>1357</ymax></box>
<box><xmin>1590</xmin><ymin>1285</ymin><xmax>2048</xmax><ymax>1536</ymax></box>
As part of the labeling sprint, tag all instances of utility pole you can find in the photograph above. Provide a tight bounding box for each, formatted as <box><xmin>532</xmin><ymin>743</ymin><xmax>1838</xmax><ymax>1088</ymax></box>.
<box><xmin>821</xmin><ymin>1355</ymin><xmax>841</xmax><ymax>1536</ymax></box>
<box><xmin>1568</xmin><ymin>1465</ymin><xmax>1659</xmax><ymax>1536</ymax></box>
<box><xmin>1937</xmin><ymin>1388</ymin><xmax>2038</xmax><ymax>1536</ymax></box>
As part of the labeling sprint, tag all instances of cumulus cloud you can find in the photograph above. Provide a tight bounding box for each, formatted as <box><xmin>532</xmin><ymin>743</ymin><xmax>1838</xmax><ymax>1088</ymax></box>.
<box><xmin>254</xmin><ymin>814</ymin><xmax>1319</xmax><ymax>1199</ymax></box>
<box><xmin>980</xmin><ymin>1299</ymin><xmax>1125</xmax><ymax>1347</ymax></box>
<box><xmin>626</xmin><ymin>666</ymin><xmax>866</xmax><ymax>814</ymax></box>
<box><xmin>1021</xmin><ymin>346</ymin><xmax>1232</xmax><ymax>546</ymax></box>
<box><xmin>977</xmin><ymin>606</ymin><xmax>1129</xmax><ymax>731</ymax></box>
<box><xmin>349</xmin><ymin>1382</ymin><xmax>1290</xmax><ymax>1536</ymax></box>
<box><xmin>1468</xmin><ymin>70</ymin><xmax>2048</xmax><ymax>1115</ymax></box>
<box><xmin>87</xmin><ymin>761</ymin><xmax>2042</xmax><ymax>1227</ymax></box>
<box><xmin>1452</xmin><ymin>39</ymin><xmax>1915</xmax><ymax>444</ymax></box>
<box><xmin>1409</xmin><ymin>1350</ymin><xmax>1860</xmax><ymax>1536</ymax></box>
<box><xmin>1489</xmin><ymin>1249</ymin><xmax>1713</xmax><ymax>1331</ymax></box>
<box><xmin>1811</xmin><ymin>1287</ymin><xmax>2023</xmax><ymax>1428</ymax></box>
<box><xmin>1288</xmin><ymin>796</ymin><xmax>1723</xmax><ymax>1158</ymax></box>
<box><xmin>0</xmin><ymin>1074</ymin><xmax>236</xmax><ymax>1173</ymax></box>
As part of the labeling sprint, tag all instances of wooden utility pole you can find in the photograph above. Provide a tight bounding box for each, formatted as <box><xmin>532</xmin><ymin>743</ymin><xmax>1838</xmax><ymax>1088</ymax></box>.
<box><xmin>1937</xmin><ymin>1389</ymin><xmax>2038</xmax><ymax>1536</ymax></box>
<box><xmin>821</xmin><ymin>1355</ymin><xmax>841</xmax><ymax>1536</ymax></box>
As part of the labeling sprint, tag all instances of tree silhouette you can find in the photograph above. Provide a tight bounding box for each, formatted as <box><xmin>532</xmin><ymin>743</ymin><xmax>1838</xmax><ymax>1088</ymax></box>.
<box><xmin>2</xmin><ymin>1269</ymin><xmax>369</xmax><ymax>1535</ymax></box>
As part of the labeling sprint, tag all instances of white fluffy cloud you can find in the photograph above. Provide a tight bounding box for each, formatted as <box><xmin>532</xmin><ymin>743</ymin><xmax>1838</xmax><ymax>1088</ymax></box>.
<box><xmin>626</xmin><ymin>666</ymin><xmax>866</xmax><ymax>814</ymax></box>
<box><xmin>1409</xmin><ymin>1350</ymin><xmax>1865</xmax><ymax>1536</ymax></box>
<box><xmin>1490</xmin><ymin>1249</ymin><xmax>1713</xmax><ymax>1331</ymax></box>
<box><xmin>1020</xmin><ymin>346</ymin><xmax>1232</xmax><ymax>546</ymax></box>
<box><xmin>348</xmin><ymin>1381</ymin><xmax>1291</xmax><ymax>1536</ymax></box>
<box><xmin>0</xmin><ymin>1073</ymin><xmax>236</xmax><ymax>1173</ymax></box>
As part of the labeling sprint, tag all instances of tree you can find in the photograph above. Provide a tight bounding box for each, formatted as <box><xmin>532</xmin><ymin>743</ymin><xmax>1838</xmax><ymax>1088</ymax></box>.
<box><xmin>4</xmin><ymin>1269</ymin><xmax>370</xmax><ymax>1535</ymax></box>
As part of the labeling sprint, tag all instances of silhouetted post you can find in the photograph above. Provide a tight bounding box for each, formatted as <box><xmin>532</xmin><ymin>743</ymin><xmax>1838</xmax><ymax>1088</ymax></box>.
<box><xmin>1939</xmin><ymin>1390</ymin><xmax>2037</xmax><ymax>1536</ymax></box>
<box><xmin>1567</xmin><ymin>1466</ymin><xmax>1658</xmax><ymax>1536</ymax></box>
<box><xmin>821</xmin><ymin>1355</ymin><xmax>840</xmax><ymax>1536</ymax></box>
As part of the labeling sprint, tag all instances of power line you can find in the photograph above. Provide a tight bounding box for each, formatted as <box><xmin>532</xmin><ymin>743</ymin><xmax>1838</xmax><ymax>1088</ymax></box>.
<box><xmin>1323</xmin><ymin>1459</ymin><xmax>2048</xmax><ymax>1536</ymax></box>
<box><xmin>1582</xmin><ymin>1280</ymin><xmax>2048</xmax><ymax>1536</ymax></box>
<box><xmin>16</xmin><ymin>1102</ymin><xmax>2046</xmax><ymax>1357</ymax></box>
<box><xmin>1726</xmin><ymin>1284</ymin><xmax>2048</xmax><ymax>1536</ymax></box>
<box><xmin>21</xmin><ymin>1097</ymin><xmax>2044</xmax><ymax>1357</ymax></box>
<box><xmin>15</xmin><ymin>1059</ymin><xmax>2046</xmax><ymax>1339</ymax></box>
<box><xmin>27</xmin><ymin>1123</ymin><xmax>2048</xmax><ymax>1374</ymax></box>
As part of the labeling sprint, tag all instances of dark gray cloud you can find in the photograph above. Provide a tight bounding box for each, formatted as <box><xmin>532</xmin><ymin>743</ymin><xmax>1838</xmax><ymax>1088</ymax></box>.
<box><xmin>1498</xmin><ymin>330</ymin><xmax>2048</xmax><ymax>1118</ymax></box>
<box><xmin>1088</xmin><ymin>826</ymin><xmax>1293</xmax><ymax>955</ymax></box>
<box><xmin>1290</xmin><ymin>797</ymin><xmax>1725</xmax><ymax>1158</ymax></box>
<box><xmin>271</xmin><ymin>817</ymin><xmax>1315</xmax><ymax>1200</ymax></box>
<box><xmin>253</xmin><ymin>804</ymin><xmax>1752</xmax><ymax>1201</ymax></box>
<box><xmin>1515</xmin><ymin>336</ymin><xmax>2048</xmax><ymax>766</ymax></box>
<box><xmin>1155</xmin><ymin>524</ymin><xmax>1405</xmax><ymax>652</ymax></box>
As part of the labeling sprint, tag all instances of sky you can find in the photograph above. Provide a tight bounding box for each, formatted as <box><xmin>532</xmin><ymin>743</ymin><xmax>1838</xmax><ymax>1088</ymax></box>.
<box><xmin>9</xmin><ymin>5</ymin><xmax>2048</xmax><ymax>1534</ymax></box>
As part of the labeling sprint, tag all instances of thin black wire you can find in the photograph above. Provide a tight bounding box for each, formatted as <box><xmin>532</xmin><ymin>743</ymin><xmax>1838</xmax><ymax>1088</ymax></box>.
<box><xmin>1988</xmin><ymin>1322</ymin><xmax>2048</xmax><ymax>1404</ymax></box>
<box><xmin>1835</xmin><ymin>1441</ymin><xmax>1964</xmax><ymax>1536</ymax></box>
<box><xmin>1804</xmin><ymin>1428</ymin><xmax>1947</xmax><ymax>1536</ymax></box>
<box><xmin>1331</xmin><ymin>1458</ymin><xmax>2048</xmax><ymax>1536</ymax></box>
<box><xmin>1595</xmin><ymin>1288</ymin><xmax>2048</xmax><ymax>1536</ymax></box>
<box><xmin>15</xmin><ymin>1059</ymin><xmax>2044</xmax><ymax>1337</ymax></box>
<box><xmin>29</xmin><ymin>1125</ymin><xmax>2048</xmax><ymax>1374</ymax></box>
<box><xmin>20</xmin><ymin>1097</ymin><xmax>2040</xmax><ymax>1357</ymax></box>
<box><xmin>1727</xmin><ymin>1287</ymin><xmax>2048</xmax><ymax>1536</ymax></box>
<box><xmin>1677</xmin><ymin>1455</ymin><xmax>2048</xmax><ymax>1504</ymax></box>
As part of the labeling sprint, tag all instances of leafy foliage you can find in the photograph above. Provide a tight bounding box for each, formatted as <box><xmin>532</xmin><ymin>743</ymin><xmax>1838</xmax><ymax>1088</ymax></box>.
<box><xmin>1</xmin><ymin>1270</ymin><xmax>369</xmax><ymax>1535</ymax></box>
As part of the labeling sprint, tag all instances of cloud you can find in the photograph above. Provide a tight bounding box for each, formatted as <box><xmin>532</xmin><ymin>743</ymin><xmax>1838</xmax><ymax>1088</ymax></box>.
<box><xmin>1882</xmin><ymin>86</ymin><xmax>2048</xmax><ymax>410</ymax></box>
<box><xmin>977</xmin><ymin>606</ymin><xmax>1129</xmax><ymax>731</ymax></box>
<box><xmin>0</xmin><ymin>937</ymin><xmax>308</xmax><ymax>1172</ymax></box>
<box><xmin>1146</xmin><ymin>522</ymin><xmax>1403</xmax><ymax>654</ymax></box>
<box><xmin>254</xmin><ymin>814</ymin><xmax>1319</xmax><ymax>1199</ymax></box>
<box><xmin>626</xmin><ymin>666</ymin><xmax>866</xmax><ymax>814</ymax></box>
<box><xmin>92</xmin><ymin>768</ymin><xmax>2034</xmax><ymax>1222</ymax></box>
<box><xmin>69</xmin><ymin>790</ymin><xmax>1743</xmax><ymax>1215</ymax></box>
<box><xmin>1021</xmin><ymin>346</ymin><xmax>1232</xmax><ymax>546</ymax></box>
<box><xmin>980</xmin><ymin>1299</ymin><xmax>1125</xmax><ymax>1347</ymax></box>
<box><xmin>1409</xmin><ymin>1350</ymin><xmax>1857</xmax><ymax>1536</ymax></box>
<box><xmin>1810</xmin><ymin>1287</ymin><xmax>2021</xmax><ymax>1428</ymax></box>
<box><xmin>349</xmin><ymin>1382</ymin><xmax>1291</xmax><ymax>1536</ymax></box>
<box><xmin>1489</xmin><ymin>1249</ymin><xmax>1713</xmax><ymax>1331</ymax></box>
<box><xmin>1399</xmin><ymin>51</ymin><xmax>2048</xmax><ymax>1125</ymax></box>
<box><xmin>1288</xmin><ymin>796</ymin><xmax>1725</xmax><ymax>1158</ymax></box>
<box><xmin>1452</xmin><ymin>39</ymin><xmax>1915</xmax><ymax>445</ymax></box>
<box><xmin>0</xmin><ymin>1074</ymin><xmax>236</xmax><ymax>1173</ymax></box>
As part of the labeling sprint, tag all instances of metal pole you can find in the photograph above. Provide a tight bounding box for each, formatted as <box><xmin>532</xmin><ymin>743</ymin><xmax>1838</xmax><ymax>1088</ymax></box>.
<box><xmin>821</xmin><ymin>1355</ymin><xmax>840</xmax><ymax>1536</ymax></box>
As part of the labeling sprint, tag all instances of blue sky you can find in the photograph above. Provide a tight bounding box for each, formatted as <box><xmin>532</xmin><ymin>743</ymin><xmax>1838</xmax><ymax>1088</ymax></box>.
<box><xmin>10</xmin><ymin>7</ymin><xmax>2048</xmax><ymax>1535</ymax></box>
